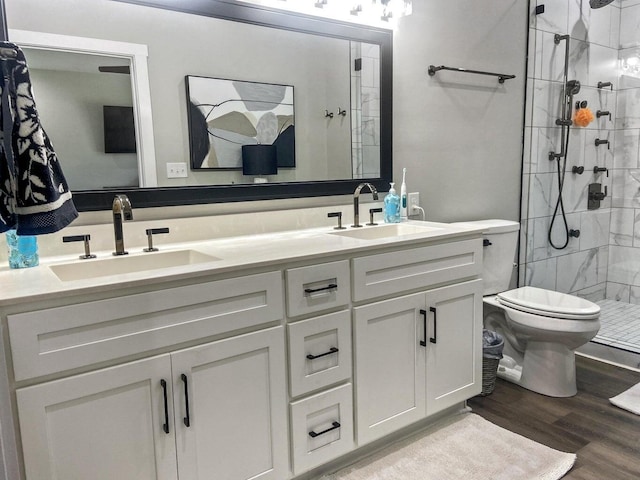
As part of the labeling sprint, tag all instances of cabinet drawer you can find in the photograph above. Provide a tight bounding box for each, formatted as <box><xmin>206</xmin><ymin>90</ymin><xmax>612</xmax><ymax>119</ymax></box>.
<box><xmin>285</xmin><ymin>260</ymin><xmax>350</xmax><ymax>317</ymax></box>
<box><xmin>352</xmin><ymin>239</ymin><xmax>482</xmax><ymax>301</ymax></box>
<box><xmin>290</xmin><ymin>384</ymin><xmax>354</xmax><ymax>475</ymax></box>
<box><xmin>288</xmin><ymin>310</ymin><xmax>351</xmax><ymax>397</ymax></box>
<box><xmin>9</xmin><ymin>271</ymin><xmax>283</xmax><ymax>381</ymax></box>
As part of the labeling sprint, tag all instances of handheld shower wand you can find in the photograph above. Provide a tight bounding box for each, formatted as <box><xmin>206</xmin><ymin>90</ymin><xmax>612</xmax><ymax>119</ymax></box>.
<box><xmin>548</xmin><ymin>35</ymin><xmax>581</xmax><ymax>250</ymax></box>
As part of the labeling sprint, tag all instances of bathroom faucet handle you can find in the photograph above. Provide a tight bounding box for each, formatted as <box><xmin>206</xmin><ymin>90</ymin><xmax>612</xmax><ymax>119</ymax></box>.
<box><xmin>367</xmin><ymin>208</ymin><xmax>382</xmax><ymax>226</ymax></box>
<box><xmin>144</xmin><ymin>227</ymin><xmax>170</xmax><ymax>252</ymax></box>
<box><xmin>328</xmin><ymin>212</ymin><xmax>346</xmax><ymax>230</ymax></box>
<box><xmin>63</xmin><ymin>234</ymin><xmax>97</xmax><ymax>260</ymax></box>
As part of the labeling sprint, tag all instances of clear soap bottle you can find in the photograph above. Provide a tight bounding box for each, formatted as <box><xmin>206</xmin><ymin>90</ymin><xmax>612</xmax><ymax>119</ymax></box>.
<box><xmin>384</xmin><ymin>182</ymin><xmax>401</xmax><ymax>223</ymax></box>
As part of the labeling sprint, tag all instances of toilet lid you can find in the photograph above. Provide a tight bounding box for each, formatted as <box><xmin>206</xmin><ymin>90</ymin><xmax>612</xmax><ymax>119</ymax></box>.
<box><xmin>497</xmin><ymin>286</ymin><xmax>600</xmax><ymax>320</ymax></box>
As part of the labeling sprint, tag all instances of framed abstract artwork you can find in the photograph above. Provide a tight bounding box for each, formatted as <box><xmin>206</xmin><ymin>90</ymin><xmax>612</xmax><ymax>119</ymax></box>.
<box><xmin>186</xmin><ymin>75</ymin><xmax>295</xmax><ymax>170</ymax></box>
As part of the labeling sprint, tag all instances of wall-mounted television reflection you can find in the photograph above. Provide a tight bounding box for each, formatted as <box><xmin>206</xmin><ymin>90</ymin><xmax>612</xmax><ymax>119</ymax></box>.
<box><xmin>103</xmin><ymin>105</ymin><xmax>136</xmax><ymax>154</ymax></box>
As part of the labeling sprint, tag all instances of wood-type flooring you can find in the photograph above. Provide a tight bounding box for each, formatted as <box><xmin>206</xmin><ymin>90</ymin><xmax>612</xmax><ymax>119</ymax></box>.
<box><xmin>468</xmin><ymin>355</ymin><xmax>640</xmax><ymax>479</ymax></box>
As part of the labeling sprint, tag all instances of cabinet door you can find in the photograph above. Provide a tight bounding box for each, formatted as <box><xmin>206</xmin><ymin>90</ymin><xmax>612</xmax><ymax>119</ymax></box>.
<box><xmin>354</xmin><ymin>293</ymin><xmax>426</xmax><ymax>446</ymax></box>
<box><xmin>425</xmin><ymin>279</ymin><xmax>482</xmax><ymax>416</ymax></box>
<box><xmin>17</xmin><ymin>355</ymin><xmax>177</xmax><ymax>480</ymax></box>
<box><xmin>171</xmin><ymin>327</ymin><xmax>288</xmax><ymax>480</ymax></box>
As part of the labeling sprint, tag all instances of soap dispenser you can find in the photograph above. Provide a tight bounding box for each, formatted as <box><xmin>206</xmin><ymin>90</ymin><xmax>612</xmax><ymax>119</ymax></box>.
<box><xmin>384</xmin><ymin>182</ymin><xmax>401</xmax><ymax>223</ymax></box>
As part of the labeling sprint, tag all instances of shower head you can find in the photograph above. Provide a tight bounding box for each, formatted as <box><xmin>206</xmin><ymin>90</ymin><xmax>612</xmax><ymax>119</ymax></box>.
<box><xmin>566</xmin><ymin>79</ymin><xmax>581</xmax><ymax>96</ymax></box>
<box><xmin>590</xmin><ymin>0</ymin><xmax>614</xmax><ymax>9</ymax></box>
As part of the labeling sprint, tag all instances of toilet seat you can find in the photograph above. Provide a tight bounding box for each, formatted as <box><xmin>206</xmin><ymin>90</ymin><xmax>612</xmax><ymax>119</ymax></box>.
<box><xmin>497</xmin><ymin>286</ymin><xmax>600</xmax><ymax>320</ymax></box>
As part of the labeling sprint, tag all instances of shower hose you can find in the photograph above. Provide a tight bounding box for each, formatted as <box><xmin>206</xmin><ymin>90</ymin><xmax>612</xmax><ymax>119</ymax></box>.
<box><xmin>548</xmin><ymin>130</ymin><xmax>571</xmax><ymax>250</ymax></box>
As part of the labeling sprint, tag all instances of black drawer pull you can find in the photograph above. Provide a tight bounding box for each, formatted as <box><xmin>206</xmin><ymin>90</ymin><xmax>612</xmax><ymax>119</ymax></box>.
<box><xmin>304</xmin><ymin>283</ymin><xmax>338</xmax><ymax>294</ymax></box>
<box><xmin>181</xmin><ymin>374</ymin><xmax>191</xmax><ymax>427</ymax></box>
<box><xmin>430</xmin><ymin>306</ymin><xmax>437</xmax><ymax>344</ymax></box>
<box><xmin>309</xmin><ymin>421</ymin><xmax>341</xmax><ymax>438</ymax></box>
<box><xmin>419</xmin><ymin>309</ymin><xmax>427</xmax><ymax>347</ymax></box>
<box><xmin>306</xmin><ymin>347</ymin><xmax>339</xmax><ymax>360</ymax></box>
<box><xmin>160</xmin><ymin>379</ymin><xmax>170</xmax><ymax>434</ymax></box>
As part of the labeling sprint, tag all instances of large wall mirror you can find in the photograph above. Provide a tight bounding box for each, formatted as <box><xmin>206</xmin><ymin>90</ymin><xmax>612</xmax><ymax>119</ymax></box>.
<box><xmin>2</xmin><ymin>0</ymin><xmax>392</xmax><ymax>211</ymax></box>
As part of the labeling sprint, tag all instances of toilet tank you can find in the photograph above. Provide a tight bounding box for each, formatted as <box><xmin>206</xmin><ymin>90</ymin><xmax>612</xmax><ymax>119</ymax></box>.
<box><xmin>454</xmin><ymin>219</ymin><xmax>520</xmax><ymax>295</ymax></box>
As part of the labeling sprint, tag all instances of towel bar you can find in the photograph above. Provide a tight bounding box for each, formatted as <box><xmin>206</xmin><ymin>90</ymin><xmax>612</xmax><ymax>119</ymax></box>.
<box><xmin>428</xmin><ymin>65</ymin><xmax>516</xmax><ymax>83</ymax></box>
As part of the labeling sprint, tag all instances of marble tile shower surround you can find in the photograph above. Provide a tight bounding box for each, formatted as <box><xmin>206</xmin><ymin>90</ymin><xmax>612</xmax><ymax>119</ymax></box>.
<box><xmin>525</xmin><ymin>0</ymin><xmax>640</xmax><ymax>313</ymax></box>
<box><xmin>351</xmin><ymin>42</ymin><xmax>380</xmax><ymax>179</ymax></box>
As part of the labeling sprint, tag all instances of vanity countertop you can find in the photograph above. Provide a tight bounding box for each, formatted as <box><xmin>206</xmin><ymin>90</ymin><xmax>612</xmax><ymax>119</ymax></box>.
<box><xmin>0</xmin><ymin>220</ymin><xmax>483</xmax><ymax>306</ymax></box>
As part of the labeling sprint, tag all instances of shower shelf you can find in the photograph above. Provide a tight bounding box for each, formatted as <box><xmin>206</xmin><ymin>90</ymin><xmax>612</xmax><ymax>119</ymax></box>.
<box><xmin>428</xmin><ymin>65</ymin><xmax>516</xmax><ymax>83</ymax></box>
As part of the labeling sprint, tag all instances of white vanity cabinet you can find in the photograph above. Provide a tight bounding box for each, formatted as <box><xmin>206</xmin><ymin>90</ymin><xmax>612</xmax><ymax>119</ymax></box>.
<box><xmin>285</xmin><ymin>261</ymin><xmax>355</xmax><ymax>476</ymax></box>
<box><xmin>17</xmin><ymin>327</ymin><xmax>288</xmax><ymax>480</ymax></box>
<box><xmin>17</xmin><ymin>354</ymin><xmax>179</xmax><ymax>480</ymax></box>
<box><xmin>0</xmin><ymin>227</ymin><xmax>484</xmax><ymax>480</ymax></box>
<box><xmin>9</xmin><ymin>272</ymin><xmax>288</xmax><ymax>480</ymax></box>
<box><xmin>352</xmin><ymin>241</ymin><xmax>483</xmax><ymax>446</ymax></box>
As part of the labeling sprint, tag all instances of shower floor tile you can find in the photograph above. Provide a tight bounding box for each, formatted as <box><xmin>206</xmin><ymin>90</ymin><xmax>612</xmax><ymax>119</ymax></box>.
<box><xmin>595</xmin><ymin>299</ymin><xmax>640</xmax><ymax>355</ymax></box>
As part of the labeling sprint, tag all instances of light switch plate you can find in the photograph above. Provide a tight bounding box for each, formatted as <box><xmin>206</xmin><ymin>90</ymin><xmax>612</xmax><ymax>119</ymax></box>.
<box><xmin>166</xmin><ymin>162</ymin><xmax>188</xmax><ymax>178</ymax></box>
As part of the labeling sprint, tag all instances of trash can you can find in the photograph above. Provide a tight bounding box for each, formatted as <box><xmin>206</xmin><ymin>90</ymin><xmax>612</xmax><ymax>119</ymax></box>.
<box><xmin>480</xmin><ymin>329</ymin><xmax>504</xmax><ymax>396</ymax></box>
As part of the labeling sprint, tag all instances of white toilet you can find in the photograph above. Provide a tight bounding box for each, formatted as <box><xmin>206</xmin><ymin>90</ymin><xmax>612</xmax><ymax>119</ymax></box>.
<box><xmin>459</xmin><ymin>219</ymin><xmax>601</xmax><ymax>398</ymax></box>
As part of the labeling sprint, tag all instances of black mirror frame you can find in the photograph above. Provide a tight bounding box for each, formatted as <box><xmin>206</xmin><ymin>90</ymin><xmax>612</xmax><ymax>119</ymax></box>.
<box><xmin>1</xmin><ymin>0</ymin><xmax>392</xmax><ymax>211</ymax></box>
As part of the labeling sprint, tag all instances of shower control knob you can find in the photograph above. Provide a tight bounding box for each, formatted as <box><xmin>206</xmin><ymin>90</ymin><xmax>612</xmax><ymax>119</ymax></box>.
<box><xmin>593</xmin><ymin>166</ymin><xmax>609</xmax><ymax>177</ymax></box>
<box><xmin>572</xmin><ymin>166</ymin><xmax>584</xmax><ymax>174</ymax></box>
<box><xmin>569</xmin><ymin>229</ymin><xmax>580</xmax><ymax>238</ymax></box>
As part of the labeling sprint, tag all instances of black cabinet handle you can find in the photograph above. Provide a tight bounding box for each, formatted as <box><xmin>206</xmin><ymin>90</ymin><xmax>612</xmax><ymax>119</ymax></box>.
<box><xmin>430</xmin><ymin>307</ymin><xmax>437</xmax><ymax>344</ymax></box>
<box><xmin>306</xmin><ymin>347</ymin><xmax>339</xmax><ymax>360</ymax></box>
<box><xmin>420</xmin><ymin>309</ymin><xmax>427</xmax><ymax>347</ymax></box>
<box><xmin>160</xmin><ymin>379</ymin><xmax>170</xmax><ymax>434</ymax></box>
<box><xmin>181</xmin><ymin>374</ymin><xmax>191</xmax><ymax>427</ymax></box>
<box><xmin>304</xmin><ymin>283</ymin><xmax>338</xmax><ymax>294</ymax></box>
<box><xmin>309</xmin><ymin>421</ymin><xmax>341</xmax><ymax>438</ymax></box>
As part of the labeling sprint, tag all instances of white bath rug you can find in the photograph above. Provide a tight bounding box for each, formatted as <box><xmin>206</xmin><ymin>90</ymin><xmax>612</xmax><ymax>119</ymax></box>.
<box><xmin>610</xmin><ymin>382</ymin><xmax>640</xmax><ymax>415</ymax></box>
<box><xmin>323</xmin><ymin>413</ymin><xmax>576</xmax><ymax>480</ymax></box>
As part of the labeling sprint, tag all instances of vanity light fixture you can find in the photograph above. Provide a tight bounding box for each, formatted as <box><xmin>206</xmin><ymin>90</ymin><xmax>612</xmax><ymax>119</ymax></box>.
<box><xmin>232</xmin><ymin>0</ymin><xmax>412</xmax><ymax>27</ymax></box>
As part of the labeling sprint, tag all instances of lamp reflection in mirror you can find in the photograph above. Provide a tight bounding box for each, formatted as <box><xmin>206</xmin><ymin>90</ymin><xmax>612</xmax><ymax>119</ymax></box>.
<box><xmin>242</xmin><ymin>144</ymin><xmax>278</xmax><ymax>183</ymax></box>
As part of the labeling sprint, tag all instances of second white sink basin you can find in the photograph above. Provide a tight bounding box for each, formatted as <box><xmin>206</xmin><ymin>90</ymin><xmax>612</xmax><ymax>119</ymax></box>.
<box><xmin>329</xmin><ymin>223</ymin><xmax>443</xmax><ymax>241</ymax></box>
<box><xmin>50</xmin><ymin>249</ymin><xmax>220</xmax><ymax>282</ymax></box>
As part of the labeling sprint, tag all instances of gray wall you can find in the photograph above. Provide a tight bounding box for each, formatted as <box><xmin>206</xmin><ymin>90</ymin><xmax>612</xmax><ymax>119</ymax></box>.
<box><xmin>393</xmin><ymin>1</ymin><xmax>528</xmax><ymax>223</ymax></box>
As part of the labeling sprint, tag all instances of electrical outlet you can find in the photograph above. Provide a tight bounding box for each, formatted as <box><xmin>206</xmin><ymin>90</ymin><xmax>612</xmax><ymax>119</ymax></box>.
<box><xmin>408</xmin><ymin>192</ymin><xmax>420</xmax><ymax>212</ymax></box>
<box><xmin>166</xmin><ymin>162</ymin><xmax>188</xmax><ymax>178</ymax></box>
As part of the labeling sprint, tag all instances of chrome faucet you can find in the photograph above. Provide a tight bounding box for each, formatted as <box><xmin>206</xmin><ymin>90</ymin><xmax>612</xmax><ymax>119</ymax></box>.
<box><xmin>112</xmin><ymin>194</ymin><xmax>133</xmax><ymax>255</ymax></box>
<box><xmin>352</xmin><ymin>183</ymin><xmax>379</xmax><ymax>227</ymax></box>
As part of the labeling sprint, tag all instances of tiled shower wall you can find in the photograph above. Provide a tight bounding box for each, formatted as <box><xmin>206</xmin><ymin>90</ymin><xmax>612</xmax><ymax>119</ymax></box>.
<box><xmin>608</xmin><ymin>0</ymin><xmax>640</xmax><ymax>302</ymax></box>
<box><xmin>522</xmin><ymin>0</ymin><xmax>619</xmax><ymax>300</ymax></box>
<box><xmin>351</xmin><ymin>42</ymin><xmax>380</xmax><ymax>179</ymax></box>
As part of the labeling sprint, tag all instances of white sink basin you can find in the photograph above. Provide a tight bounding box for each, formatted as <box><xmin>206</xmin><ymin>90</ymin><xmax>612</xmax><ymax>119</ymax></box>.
<box><xmin>50</xmin><ymin>249</ymin><xmax>220</xmax><ymax>282</ymax></box>
<box><xmin>329</xmin><ymin>223</ymin><xmax>444</xmax><ymax>240</ymax></box>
